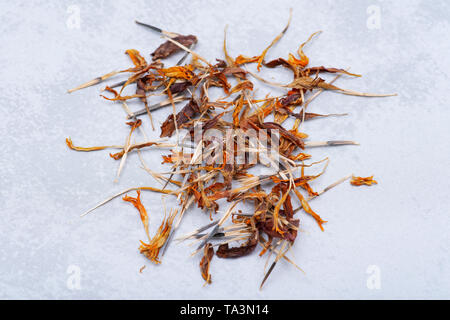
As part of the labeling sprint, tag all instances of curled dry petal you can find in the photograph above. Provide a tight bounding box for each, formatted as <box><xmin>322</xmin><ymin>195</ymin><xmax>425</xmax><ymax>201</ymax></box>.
<box><xmin>222</xmin><ymin>66</ymin><xmax>247</xmax><ymax>79</ymax></box>
<box><xmin>200</xmin><ymin>243</ymin><xmax>214</xmax><ymax>284</ymax></box>
<box><xmin>65</xmin><ymin>137</ymin><xmax>114</xmax><ymax>152</ymax></box>
<box><xmin>305</xmin><ymin>66</ymin><xmax>361</xmax><ymax>77</ymax></box>
<box><xmin>139</xmin><ymin>209</ymin><xmax>178</xmax><ymax>264</ymax></box>
<box><xmin>259</xmin><ymin>218</ymin><xmax>299</xmax><ymax>242</ymax></box>
<box><xmin>216</xmin><ymin>230</ymin><xmax>259</xmax><ymax>258</ymax></box>
<box><xmin>123</xmin><ymin>190</ymin><xmax>150</xmax><ymax>240</ymax></box>
<box><xmin>256</xmin><ymin>9</ymin><xmax>292</xmax><ymax>71</ymax></box>
<box><xmin>296</xmin><ymin>31</ymin><xmax>322</xmax><ymax>68</ymax></box>
<box><xmin>125</xmin><ymin>49</ymin><xmax>148</xmax><ymax>68</ymax></box>
<box><xmin>110</xmin><ymin>141</ymin><xmax>158</xmax><ymax>160</ymax></box>
<box><xmin>293</xmin><ymin>189</ymin><xmax>327</xmax><ymax>231</ymax></box>
<box><xmin>229</xmin><ymin>80</ymin><xmax>253</xmax><ymax>95</ymax></box>
<box><xmin>350</xmin><ymin>176</ymin><xmax>378</xmax><ymax>186</ymax></box>
<box><xmin>159</xmin><ymin>65</ymin><xmax>195</xmax><ymax>80</ymax></box>
<box><xmin>235</xmin><ymin>55</ymin><xmax>260</xmax><ymax>65</ymax></box>
<box><xmin>101</xmin><ymin>86</ymin><xmax>145</xmax><ymax>101</ymax></box>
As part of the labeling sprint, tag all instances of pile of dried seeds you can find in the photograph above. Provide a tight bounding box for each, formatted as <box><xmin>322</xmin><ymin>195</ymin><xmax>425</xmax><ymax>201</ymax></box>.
<box><xmin>67</xmin><ymin>10</ymin><xmax>392</xmax><ymax>288</ymax></box>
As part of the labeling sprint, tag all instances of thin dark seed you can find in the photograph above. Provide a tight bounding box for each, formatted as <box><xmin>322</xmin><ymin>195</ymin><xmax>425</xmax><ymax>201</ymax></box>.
<box><xmin>108</xmin><ymin>79</ymin><xmax>128</xmax><ymax>89</ymax></box>
<box><xmin>260</xmin><ymin>261</ymin><xmax>277</xmax><ymax>290</ymax></box>
<box><xmin>161</xmin><ymin>230</ymin><xmax>175</xmax><ymax>257</ymax></box>
<box><xmin>194</xmin><ymin>232</ymin><xmax>225</xmax><ymax>239</ymax></box>
<box><xmin>233</xmin><ymin>212</ymin><xmax>255</xmax><ymax>217</ymax></box>
<box><xmin>176</xmin><ymin>50</ymin><xmax>192</xmax><ymax>65</ymax></box>
<box><xmin>192</xmin><ymin>220</ymin><xmax>220</xmax><ymax>236</ymax></box>
<box><xmin>162</xmin><ymin>145</ymin><xmax>184</xmax><ymax>191</ymax></box>
<box><xmin>292</xmin><ymin>175</ymin><xmax>351</xmax><ymax>213</ymax></box>
<box><xmin>305</xmin><ymin>140</ymin><xmax>359</xmax><ymax>148</ymax></box>
<box><xmin>196</xmin><ymin>225</ymin><xmax>220</xmax><ymax>252</ymax></box>
<box><xmin>327</xmin><ymin>140</ymin><xmax>358</xmax><ymax>146</ymax></box>
<box><xmin>175</xmin><ymin>43</ymin><xmax>195</xmax><ymax>66</ymax></box>
<box><xmin>161</xmin><ymin>197</ymin><xmax>195</xmax><ymax>257</ymax></box>
<box><xmin>127</xmin><ymin>97</ymin><xmax>188</xmax><ymax>118</ymax></box>
<box><xmin>162</xmin><ymin>171</ymin><xmax>175</xmax><ymax>190</ymax></box>
<box><xmin>135</xmin><ymin>20</ymin><xmax>163</xmax><ymax>34</ymax></box>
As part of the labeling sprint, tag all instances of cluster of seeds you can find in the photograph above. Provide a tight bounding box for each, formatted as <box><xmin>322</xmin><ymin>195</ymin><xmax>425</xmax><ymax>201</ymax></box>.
<box><xmin>67</xmin><ymin>10</ymin><xmax>390</xmax><ymax>288</ymax></box>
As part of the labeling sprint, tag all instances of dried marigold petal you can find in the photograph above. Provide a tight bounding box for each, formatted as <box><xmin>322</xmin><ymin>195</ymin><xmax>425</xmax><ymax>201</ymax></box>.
<box><xmin>350</xmin><ymin>176</ymin><xmax>378</xmax><ymax>186</ymax></box>
<box><xmin>259</xmin><ymin>218</ymin><xmax>299</xmax><ymax>242</ymax></box>
<box><xmin>139</xmin><ymin>209</ymin><xmax>178</xmax><ymax>264</ymax></box>
<box><xmin>235</xmin><ymin>55</ymin><xmax>260</xmax><ymax>65</ymax></box>
<box><xmin>301</xmin><ymin>182</ymin><xmax>319</xmax><ymax>197</ymax></box>
<box><xmin>162</xmin><ymin>155</ymin><xmax>174</xmax><ymax>164</ymax></box>
<box><xmin>125</xmin><ymin>49</ymin><xmax>147</xmax><ymax>68</ymax></box>
<box><xmin>271</xmin><ymin>189</ymin><xmax>290</xmax><ymax>233</ymax></box>
<box><xmin>232</xmin><ymin>95</ymin><xmax>245</xmax><ymax>127</ymax></box>
<box><xmin>305</xmin><ymin>66</ymin><xmax>361</xmax><ymax>77</ymax></box>
<box><xmin>200</xmin><ymin>243</ymin><xmax>214</xmax><ymax>285</ymax></box>
<box><xmin>293</xmin><ymin>188</ymin><xmax>327</xmax><ymax>231</ymax></box>
<box><xmin>109</xmin><ymin>141</ymin><xmax>157</xmax><ymax>161</ymax></box>
<box><xmin>101</xmin><ymin>86</ymin><xmax>145</xmax><ymax>101</ymax></box>
<box><xmin>123</xmin><ymin>190</ymin><xmax>150</xmax><ymax>240</ymax></box>
<box><xmin>159</xmin><ymin>65</ymin><xmax>195</xmax><ymax>80</ymax></box>
<box><xmin>229</xmin><ymin>80</ymin><xmax>253</xmax><ymax>95</ymax></box>
<box><xmin>65</xmin><ymin>137</ymin><xmax>112</xmax><ymax>152</ymax></box>
<box><xmin>287</xmin><ymin>53</ymin><xmax>308</xmax><ymax>68</ymax></box>
<box><xmin>296</xmin><ymin>31</ymin><xmax>322</xmax><ymax>69</ymax></box>
<box><xmin>256</xmin><ymin>10</ymin><xmax>292</xmax><ymax>71</ymax></box>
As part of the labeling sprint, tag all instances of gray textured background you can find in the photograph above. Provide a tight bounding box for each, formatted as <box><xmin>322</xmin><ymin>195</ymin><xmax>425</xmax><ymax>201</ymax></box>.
<box><xmin>1</xmin><ymin>0</ymin><xmax>449</xmax><ymax>299</ymax></box>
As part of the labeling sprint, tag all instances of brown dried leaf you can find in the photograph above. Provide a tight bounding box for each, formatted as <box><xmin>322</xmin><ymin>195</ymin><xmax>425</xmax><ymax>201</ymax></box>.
<box><xmin>222</xmin><ymin>66</ymin><xmax>247</xmax><ymax>79</ymax></box>
<box><xmin>216</xmin><ymin>230</ymin><xmax>259</xmax><ymax>258</ymax></box>
<box><xmin>259</xmin><ymin>218</ymin><xmax>299</xmax><ymax>242</ymax></box>
<box><xmin>151</xmin><ymin>35</ymin><xmax>197</xmax><ymax>60</ymax></box>
<box><xmin>200</xmin><ymin>243</ymin><xmax>214</xmax><ymax>284</ymax></box>
<box><xmin>169</xmin><ymin>81</ymin><xmax>191</xmax><ymax>94</ymax></box>
<box><xmin>160</xmin><ymin>100</ymin><xmax>199</xmax><ymax>138</ymax></box>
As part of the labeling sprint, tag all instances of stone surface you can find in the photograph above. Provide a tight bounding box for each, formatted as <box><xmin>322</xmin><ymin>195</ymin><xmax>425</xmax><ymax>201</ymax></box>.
<box><xmin>0</xmin><ymin>0</ymin><xmax>449</xmax><ymax>299</ymax></box>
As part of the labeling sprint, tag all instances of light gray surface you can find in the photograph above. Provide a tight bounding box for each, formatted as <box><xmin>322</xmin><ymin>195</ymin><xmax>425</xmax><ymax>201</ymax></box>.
<box><xmin>1</xmin><ymin>0</ymin><xmax>449</xmax><ymax>299</ymax></box>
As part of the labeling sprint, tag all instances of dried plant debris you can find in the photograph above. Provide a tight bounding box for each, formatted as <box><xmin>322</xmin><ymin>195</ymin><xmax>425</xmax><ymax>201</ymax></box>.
<box><xmin>350</xmin><ymin>175</ymin><xmax>378</xmax><ymax>186</ymax></box>
<box><xmin>200</xmin><ymin>243</ymin><xmax>214</xmax><ymax>285</ymax></box>
<box><xmin>66</xmin><ymin>10</ymin><xmax>393</xmax><ymax>289</ymax></box>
